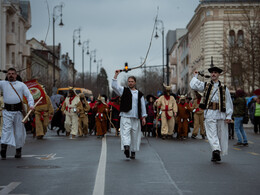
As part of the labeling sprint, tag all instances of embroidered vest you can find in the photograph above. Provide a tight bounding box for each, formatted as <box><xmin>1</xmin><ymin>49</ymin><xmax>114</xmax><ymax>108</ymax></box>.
<box><xmin>199</xmin><ymin>80</ymin><xmax>226</xmax><ymax>112</ymax></box>
<box><xmin>120</xmin><ymin>87</ymin><xmax>143</xmax><ymax>118</ymax></box>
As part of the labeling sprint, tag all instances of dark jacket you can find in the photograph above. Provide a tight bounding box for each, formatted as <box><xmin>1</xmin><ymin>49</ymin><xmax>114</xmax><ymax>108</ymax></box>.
<box><xmin>233</xmin><ymin>97</ymin><xmax>246</xmax><ymax>117</ymax></box>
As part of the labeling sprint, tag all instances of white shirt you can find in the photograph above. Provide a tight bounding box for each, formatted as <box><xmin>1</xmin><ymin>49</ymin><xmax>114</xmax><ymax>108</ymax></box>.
<box><xmin>0</xmin><ymin>80</ymin><xmax>34</xmax><ymax>107</ymax></box>
<box><xmin>189</xmin><ymin>75</ymin><xmax>233</xmax><ymax>120</ymax></box>
<box><xmin>112</xmin><ymin>78</ymin><xmax>147</xmax><ymax>119</ymax></box>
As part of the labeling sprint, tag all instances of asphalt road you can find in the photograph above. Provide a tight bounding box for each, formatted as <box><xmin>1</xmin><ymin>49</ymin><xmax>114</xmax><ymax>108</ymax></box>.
<box><xmin>0</xmin><ymin>127</ymin><xmax>260</xmax><ymax>195</ymax></box>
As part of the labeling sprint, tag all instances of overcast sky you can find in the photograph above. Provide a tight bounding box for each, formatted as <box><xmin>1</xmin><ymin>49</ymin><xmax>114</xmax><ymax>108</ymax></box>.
<box><xmin>27</xmin><ymin>0</ymin><xmax>199</xmax><ymax>86</ymax></box>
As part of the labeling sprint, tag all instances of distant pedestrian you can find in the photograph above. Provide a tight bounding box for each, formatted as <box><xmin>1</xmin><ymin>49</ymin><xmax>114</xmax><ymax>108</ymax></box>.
<box><xmin>108</xmin><ymin>96</ymin><xmax>121</xmax><ymax>136</ymax></box>
<box><xmin>190</xmin><ymin>64</ymin><xmax>233</xmax><ymax>162</ymax></box>
<box><xmin>145</xmin><ymin>95</ymin><xmax>156</xmax><ymax>137</ymax></box>
<box><xmin>233</xmin><ymin>89</ymin><xmax>248</xmax><ymax>146</ymax></box>
<box><xmin>88</xmin><ymin>95</ymin><xmax>96</xmax><ymax>135</ymax></box>
<box><xmin>0</xmin><ymin>68</ymin><xmax>34</xmax><ymax>159</ymax></box>
<box><xmin>78</xmin><ymin>93</ymin><xmax>90</xmax><ymax>137</ymax></box>
<box><xmin>112</xmin><ymin>70</ymin><xmax>147</xmax><ymax>159</ymax></box>
<box><xmin>252</xmin><ymin>96</ymin><xmax>260</xmax><ymax>134</ymax></box>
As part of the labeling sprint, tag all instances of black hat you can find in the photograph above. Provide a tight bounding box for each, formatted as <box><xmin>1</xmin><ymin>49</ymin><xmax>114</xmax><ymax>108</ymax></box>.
<box><xmin>208</xmin><ymin>56</ymin><xmax>223</xmax><ymax>73</ymax></box>
<box><xmin>208</xmin><ymin>66</ymin><xmax>223</xmax><ymax>74</ymax></box>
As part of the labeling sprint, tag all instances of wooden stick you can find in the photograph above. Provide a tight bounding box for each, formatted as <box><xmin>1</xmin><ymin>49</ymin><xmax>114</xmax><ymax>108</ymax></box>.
<box><xmin>22</xmin><ymin>97</ymin><xmax>43</xmax><ymax>123</ymax></box>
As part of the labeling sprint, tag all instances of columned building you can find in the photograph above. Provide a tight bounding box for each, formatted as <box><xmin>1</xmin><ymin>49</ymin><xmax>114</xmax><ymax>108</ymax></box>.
<box><xmin>187</xmin><ymin>0</ymin><xmax>260</xmax><ymax>93</ymax></box>
<box><xmin>0</xmin><ymin>0</ymin><xmax>31</xmax><ymax>80</ymax></box>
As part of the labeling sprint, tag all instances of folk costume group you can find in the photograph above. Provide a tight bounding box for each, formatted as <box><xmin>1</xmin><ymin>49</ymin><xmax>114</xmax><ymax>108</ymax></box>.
<box><xmin>1</xmin><ymin>64</ymin><xmax>233</xmax><ymax>163</ymax></box>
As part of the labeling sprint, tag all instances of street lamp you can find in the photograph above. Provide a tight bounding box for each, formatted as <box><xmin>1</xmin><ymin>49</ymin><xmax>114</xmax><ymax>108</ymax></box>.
<box><xmin>97</xmin><ymin>59</ymin><xmax>102</xmax><ymax>75</ymax></box>
<box><xmin>89</xmin><ymin>50</ymin><xmax>96</xmax><ymax>86</ymax></box>
<box><xmin>52</xmin><ymin>3</ymin><xmax>64</xmax><ymax>94</ymax></box>
<box><xmin>73</xmin><ymin>27</ymin><xmax>81</xmax><ymax>87</ymax></box>
<box><xmin>154</xmin><ymin>19</ymin><xmax>165</xmax><ymax>84</ymax></box>
<box><xmin>82</xmin><ymin>40</ymin><xmax>89</xmax><ymax>88</ymax></box>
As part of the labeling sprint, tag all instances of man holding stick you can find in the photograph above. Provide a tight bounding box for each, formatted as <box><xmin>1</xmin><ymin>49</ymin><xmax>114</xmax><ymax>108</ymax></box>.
<box><xmin>112</xmin><ymin>70</ymin><xmax>147</xmax><ymax>159</ymax></box>
<box><xmin>0</xmin><ymin>68</ymin><xmax>34</xmax><ymax>159</ymax></box>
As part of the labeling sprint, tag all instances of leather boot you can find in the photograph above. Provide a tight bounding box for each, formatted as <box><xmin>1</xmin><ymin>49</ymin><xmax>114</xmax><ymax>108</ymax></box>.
<box><xmin>1</xmin><ymin>144</ymin><xmax>7</xmax><ymax>160</ymax></box>
<box><xmin>15</xmin><ymin>147</ymin><xmax>22</xmax><ymax>158</ymax></box>
<box><xmin>130</xmin><ymin>152</ymin><xmax>135</xmax><ymax>159</ymax></box>
<box><xmin>124</xmin><ymin>145</ymin><xmax>130</xmax><ymax>158</ymax></box>
<box><xmin>211</xmin><ymin>150</ymin><xmax>221</xmax><ymax>162</ymax></box>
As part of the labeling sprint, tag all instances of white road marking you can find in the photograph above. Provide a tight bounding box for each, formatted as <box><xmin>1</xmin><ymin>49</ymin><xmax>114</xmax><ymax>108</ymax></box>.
<box><xmin>7</xmin><ymin>154</ymin><xmax>63</xmax><ymax>160</ymax></box>
<box><xmin>0</xmin><ymin>182</ymin><xmax>29</xmax><ymax>195</ymax></box>
<box><xmin>92</xmin><ymin>135</ymin><xmax>107</xmax><ymax>195</ymax></box>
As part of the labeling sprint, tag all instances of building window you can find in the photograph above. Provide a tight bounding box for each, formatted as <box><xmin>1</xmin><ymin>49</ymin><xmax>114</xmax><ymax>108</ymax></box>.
<box><xmin>237</xmin><ymin>30</ymin><xmax>244</xmax><ymax>47</ymax></box>
<box><xmin>229</xmin><ymin>30</ymin><xmax>235</xmax><ymax>47</ymax></box>
<box><xmin>206</xmin><ymin>10</ymin><xmax>213</xmax><ymax>16</ymax></box>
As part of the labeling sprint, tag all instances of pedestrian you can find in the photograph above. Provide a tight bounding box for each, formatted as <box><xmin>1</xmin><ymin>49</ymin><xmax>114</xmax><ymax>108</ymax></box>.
<box><xmin>0</xmin><ymin>68</ymin><xmax>34</xmax><ymax>159</ymax></box>
<box><xmin>34</xmin><ymin>94</ymin><xmax>54</xmax><ymax>139</ymax></box>
<box><xmin>189</xmin><ymin>64</ymin><xmax>233</xmax><ymax>162</ymax></box>
<box><xmin>78</xmin><ymin>93</ymin><xmax>90</xmax><ymax>137</ymax></box>
<box><xmin>88</xmin><ymin>95</ymin><xmax>96</xmax><ymax>135</ymax></box>
<box><xmin>61</xmin><ymin>87</ymin><xmax>82</xmax><ymax>139</ymax></box>
<box><xmin>191</xmin><ymin>91</ymin><xmax>206</xmax><ymax>139</ymax></box>
<box><xmin>146</xmin><ymin>95</ymin><xmax>156</xmax><ymax>137</ymax></box>
<box><xmin>108</xmin><ymin>96</ymin><xmax>121</xmax><ymax>136</ymax></box>
<box><xmin>154</xmin><ymin>84</ymin><xmax>178</xmax><ymax>140</ymax></box>
<box><xmin>112</xmin><ymin>70</ymin><xmax>147</xmax><ymax>159</ymax></box>
<box><xmin>94</xmin><ymin>95</ymin><xmax>109</xmax><ymax>138</ymax></box>
<box><xmin>51</xmin><ymin>95</ymin><xmax>66</xmax><ymax>136</ymax></box>
<box><xmin>233</xmin><ymin>89</ymin><xmax>248</xmax><ymax>146</ymax></box>
<box><xmin>177</xmin><ymin>95</ymin><xmax>193</xmax><ymax>139</ymax></box>
<box><xmin>251</xmin><ymin>96</ymin><xmax>260</xmax><ymax>134</ymax></box>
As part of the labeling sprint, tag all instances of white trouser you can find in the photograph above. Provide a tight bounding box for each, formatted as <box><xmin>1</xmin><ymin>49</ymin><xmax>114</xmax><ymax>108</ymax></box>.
<box><xmin>64</xmin><ymin>113</ymin><xmax>78</xmax><ymax>136</ymax></box>
<box><xmin>120</xmin><ymin>117</ymin><xmax>141</xmax><ymax>152</ymax></box>
<box><xmin>204</xmin><ymin>118</ymin><xmax>228</xmax><ymax>155</ymax></box>
<box><xmin>0</xmin><ymin>110</ymin><xmax>26</xmax><ymax>148</ymax></box>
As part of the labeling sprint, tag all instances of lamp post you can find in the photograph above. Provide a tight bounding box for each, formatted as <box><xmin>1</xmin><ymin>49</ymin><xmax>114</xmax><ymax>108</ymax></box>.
<box><xmin>73</xmin><ymin>27</ymin><xmax>82</xmax><ymax>87</ymax></box>
<box><xmin>82</xmin><ymin>40</ymin><xmax>89</xmax><ymax>88</ymax></box>
<box><xmin>89</xmin><ymin>50</ymin><xmax>96</xmax><ymax>86</ymax></box>
<box><xmin>52</xmin><ymin>3</ymin><xmax>64</xmax><ymax>94</ymax></box>
<box><xmin>97</xmin><ymin>59</ymin><xmax>102</xmax><ymax>75</ymax></box>
<box><xmin>154</xmin><ymin>19</ymin><xmax>165</xmax><ymax>84</ymax></box>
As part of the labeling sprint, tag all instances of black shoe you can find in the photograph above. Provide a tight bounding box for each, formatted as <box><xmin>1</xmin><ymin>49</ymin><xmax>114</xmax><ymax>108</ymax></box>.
<box><xmin>211</xmin><ymin>150</ymin><xmax>221</xmax><ymax>162</ymax></box>
<box><xmin>243</xmin><ymin>143</ymin><xmax>248</xmax><ymax>146</ymax></box>
<box><xmin>124</xmin><ymin>145</ymin><xmax>130</xmax><ymax>158</ymax></box>
<box><xmin>130</xmin><ymin>152</ymin><xmax>135</xmax><ymax>159</ymax></box>
<box><xmin>191</xmin><ymin>135</ymin><xmax>196</xmax><ymax>139</ymax></box>
<box><xmin>234</xmin><ymin>142</ymin><xmax>243</xmax><ymax>146</ymax></box>
<box><xmin>1</xmin><ymin>144</ymin><xmax>7</xmax><ymax>160</ymax></box>
<box><xmin>162</xmin><ymin>135</ymin><xmax>166</xmax><ymax>140</ymax></box>
<box><xmin>15</xmin><ymin>148</ymin><xmax>22</xmax><ymax>158</ymax></box>
<box><xmin>201</xmin><ymin>135</ymin><xmax>205</xmax><ymax>139</ymax></box>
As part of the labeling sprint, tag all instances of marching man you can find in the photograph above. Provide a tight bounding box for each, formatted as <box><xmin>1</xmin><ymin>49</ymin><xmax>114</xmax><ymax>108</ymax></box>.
<box><xmin>112</xmin><ymin>70</ymin><xmax>147</xmax><ymax>159</ymax></box>
<box><xmin>0</xmin><ymin>68</ymin><xmax>34</xmax><ymax>159</ymax></box>
<box><xmin>189</xmin><ymin>63</ymin><xmax>233</xmax><ymax>162</ymax></box>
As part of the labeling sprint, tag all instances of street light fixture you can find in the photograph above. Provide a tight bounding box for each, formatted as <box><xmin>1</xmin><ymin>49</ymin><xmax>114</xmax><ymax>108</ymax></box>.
<box><xmin>52</xmin><ymin>3</ymin><xmax>64</xmax><ymax>94</ymax></box>
<box><xmin>73</xmin><ymin>27</ymin><xmax>81</xmax><ymax>87</ymax></box>
<box><xmin>154</xmin><ymin>19</ymin><xmax>165</xmax><ymax>84</ymax></box>
<box><xmin>82</xmin><ymin>40</ymin><xmax>89</xmax><ymax>88</ymax></box>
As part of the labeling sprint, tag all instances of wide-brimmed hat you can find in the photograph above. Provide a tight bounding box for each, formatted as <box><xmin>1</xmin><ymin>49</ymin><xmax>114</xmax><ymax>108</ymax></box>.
<box><xmin>179</xmin><ymin>95</ymin><xmax>186</xmax><ymax>100</ymax></box>
<box><xmin>97</xmin><ymin>94</ymin><xmax>106</xmax><ymax>104</ymax></box>
<box><xmin>68</xmin><ymin>86</ymin><xmax>77</xmax><ymax>95</ymax></box>
<box><xmin>163</xmin><ymin>83</ymin><xmax>172</xmax><ymax>91</ymax></box>
<box><xmin>208</xmin><ymin>66</ymin><xmax>223</xmax><ymax>74</ymax></box>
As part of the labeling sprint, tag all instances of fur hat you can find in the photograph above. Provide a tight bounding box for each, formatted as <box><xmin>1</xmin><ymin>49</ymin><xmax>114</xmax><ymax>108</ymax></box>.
<box><xmin>163</xmin><ymin>83</ymin><xmax>172</xmax><ymax>91</ymax></box>
<box><xmin>97</xmin><ymin>94</ymin><xmax>106</xmax><ymax>104</ymax></box>
<box><xmin>179</xmin><ymin>95</ymin><xmax>186</xmax><ymax>101</ymax></box>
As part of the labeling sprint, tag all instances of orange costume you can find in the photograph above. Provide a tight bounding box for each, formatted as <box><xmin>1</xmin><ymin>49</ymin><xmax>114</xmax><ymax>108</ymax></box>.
<box><xmin>177</xmin><ymin>96</ymin><xmax>193</xmax><ymax>138</ymax></box>
<box><xmin>94</xmin><ymin>97</ymin><xmax>109</xmax><ymax>137</ymax></box>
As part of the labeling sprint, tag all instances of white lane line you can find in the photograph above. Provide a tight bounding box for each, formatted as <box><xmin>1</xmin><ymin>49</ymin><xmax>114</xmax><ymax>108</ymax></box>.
<box><xmin>0</xmin><ymin>182</ymin><xmax>29</xmax><ymax>195</ymax></box>
<box><xmin>92</xmin><ymin>135</ymin><xmax>107</xmax><ymax>195</ymax></box>
<box><xmin>154</xmin><ymin>152</ymin><xmax>184</xmax><ymax>195</ymax></box>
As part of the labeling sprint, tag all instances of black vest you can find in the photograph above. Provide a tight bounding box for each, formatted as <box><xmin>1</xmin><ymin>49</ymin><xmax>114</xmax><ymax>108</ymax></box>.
<box><xmin>120</xmin><ymin>87</ymin><xmax>143</xmax><ymax>118</ymax></box>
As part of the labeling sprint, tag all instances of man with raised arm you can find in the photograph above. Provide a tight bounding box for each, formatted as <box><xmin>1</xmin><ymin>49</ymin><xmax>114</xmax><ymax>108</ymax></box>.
<box><xmin>190</xmin><ymin>65</ymin><xmax>233</xmax><ymax>162</ymax></box>
<box><xmin>112</xmin><ymin>70</ymin><xmax>147</xmax><ymax>159</ymax></box>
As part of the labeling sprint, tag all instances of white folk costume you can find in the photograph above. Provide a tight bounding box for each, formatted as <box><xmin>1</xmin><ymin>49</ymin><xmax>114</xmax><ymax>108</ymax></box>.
<box><xmin>61</xmin><ymin>91</ymin><xmax>82</xmax><ymax>137</ymax></box>
<box><xmin>190</xmin><ymin>73</ymin><xmax>233</xmax><ymax>159</ymax></box>
<box><xmin>0</xmin><ymin>81</ymin><xmax>34</xmax><ymax>148</ymax></box>
<box><xmin>112</xmin><ymin>78</ymin><xmax>147</xmax><ymax>158</ymax></box>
